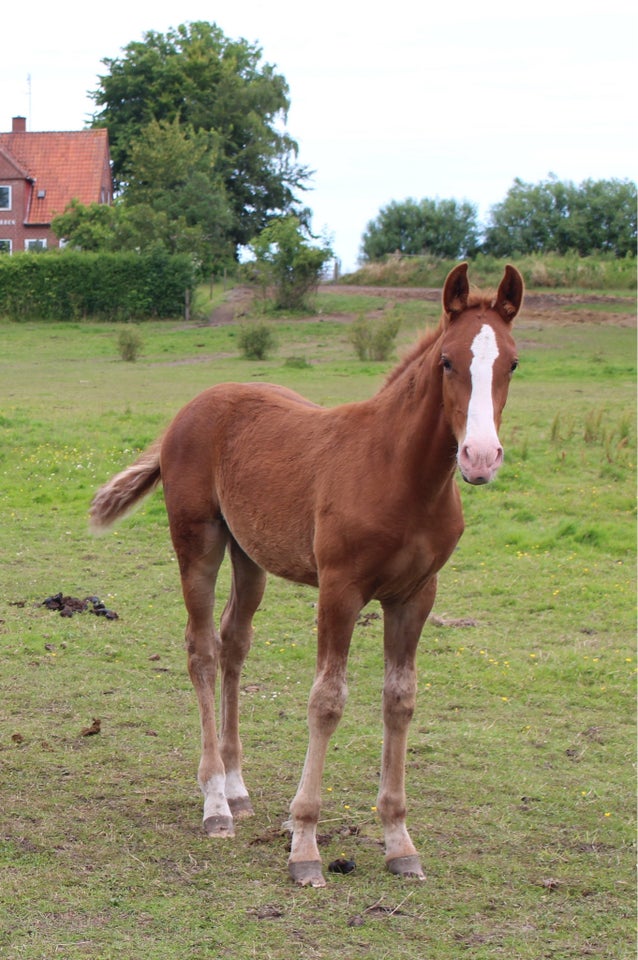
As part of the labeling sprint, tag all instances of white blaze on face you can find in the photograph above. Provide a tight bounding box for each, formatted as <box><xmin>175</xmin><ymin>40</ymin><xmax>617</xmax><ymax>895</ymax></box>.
<box><xmin>467</xmin><ymin>324</ymin><xmax>499</xmax><ymax>436</ymax></box>
<box><xmin>458</xmin><ymin>324</ymin><xmax>503</xmax><ymax>484</ymax></box>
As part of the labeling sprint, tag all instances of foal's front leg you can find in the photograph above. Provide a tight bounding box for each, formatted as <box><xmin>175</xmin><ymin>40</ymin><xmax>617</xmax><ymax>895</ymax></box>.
<box><xmin>378</xmin><ymin>580</ymin><xmax>437</xmax><ymax>879</ymax></box>
<box><xmin>288</xmin><ymin>578</ymin><xmax>362</xmax><ymax>887</ymax></box>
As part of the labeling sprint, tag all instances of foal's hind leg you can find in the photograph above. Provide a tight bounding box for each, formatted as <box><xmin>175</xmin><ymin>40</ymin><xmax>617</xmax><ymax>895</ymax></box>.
<box><xmin>219</xmin><ymin>539</ymin><xmax>266</xmax><ymax>818</ymax></box>
<box><xmin>377</xmin><ymin>579</ymin><xmax>437</xmax><ymax>880</ymax></box>
<box><xmin>169</xmin><ymin>509</ymin><xmax>234</xmax><ymax>837</ymax></box>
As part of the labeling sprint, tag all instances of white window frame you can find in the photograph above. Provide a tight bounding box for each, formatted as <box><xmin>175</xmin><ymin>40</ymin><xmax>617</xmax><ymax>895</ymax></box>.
<box><xmin>0</xmin><ymin>238</ymin><xmax>11</xmax><ymax>254</ymax></box>
<box><xmin>25</xmin><ymin>238</ymin><xmax>48</xmax><ymax>251</ymax></box>
<box><xmin>0</xmin><ymin>185</ymin><xmax>11</xmax><ymax>210</ymax></box>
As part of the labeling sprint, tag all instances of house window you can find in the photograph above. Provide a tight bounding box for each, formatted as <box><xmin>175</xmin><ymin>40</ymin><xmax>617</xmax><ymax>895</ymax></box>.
<box><xmin>0</xmin><ymin>239</ymin><xmax>11</xmax><ymax>254</ymax></box>
<box><xmin>0</xmin><ymin>185</ymin><xmax>12</xmax><ymax>210</ymax></box>
<box><xmin>25</xmin><ymin>238</ymin><xmax>47</xmax><ymax>252</ymax></box>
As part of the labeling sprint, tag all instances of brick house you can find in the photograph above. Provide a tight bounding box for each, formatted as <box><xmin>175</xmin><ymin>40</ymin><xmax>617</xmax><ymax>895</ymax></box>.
<box><xmin>0</xmin><ymin>116</ymin><xmax>113</xmax><ymax>253</ymax></box>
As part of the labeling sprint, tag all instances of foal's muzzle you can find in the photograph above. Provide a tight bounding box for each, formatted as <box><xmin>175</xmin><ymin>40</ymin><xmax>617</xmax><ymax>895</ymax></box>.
<box><xmin>458</xmin><ymin>441</ymin><xmax>504</xmax><ymax>485</ymax></box>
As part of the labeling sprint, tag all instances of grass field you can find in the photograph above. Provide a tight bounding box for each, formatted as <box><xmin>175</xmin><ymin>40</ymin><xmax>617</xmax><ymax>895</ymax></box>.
<box><xmin>0</xmin><ymin>284</ymin><xmax>635</xmax><ymax>959</ymax></box>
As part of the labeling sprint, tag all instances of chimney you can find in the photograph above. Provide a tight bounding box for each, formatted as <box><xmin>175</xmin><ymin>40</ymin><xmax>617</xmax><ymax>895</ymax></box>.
<box><xmin>12</xmin><ymin>116</ymin><xmax>27</xmax><ymax>133</ymax></box>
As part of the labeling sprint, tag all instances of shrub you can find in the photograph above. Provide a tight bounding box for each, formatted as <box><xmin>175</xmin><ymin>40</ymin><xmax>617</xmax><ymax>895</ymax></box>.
<box><xmin>249</xmin><ymin>217</ymin><xmax>333</xmax><ymax>311</ymax></box>
<box><xmin>350</xmin><ymin>313</ymin><xmax>401</xmax><ymax>361</ymax></box>
<box><xmin>118</xmin><ymin>328</ymin><xmax>144</xmax><ymax>362</ymax></box>
<box><xmin>350</xmin><ymin>314</ymin><xmax>373</xmax><ymax>360</ymax></box>
<box><xmin>237</xmin><ymin>322</ymin><xmax>277</xmax><ymax>360</ymax></box>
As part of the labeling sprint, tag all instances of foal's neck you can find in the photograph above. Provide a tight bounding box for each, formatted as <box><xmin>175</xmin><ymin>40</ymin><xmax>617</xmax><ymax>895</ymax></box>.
<box><xmin>369</xmin><ymin>329</ymin><xmax>458</xmax><ymax>491</ymax></box>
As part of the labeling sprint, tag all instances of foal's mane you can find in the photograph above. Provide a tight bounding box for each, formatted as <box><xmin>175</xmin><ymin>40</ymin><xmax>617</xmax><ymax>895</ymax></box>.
<box><xmin>382</xmin><ymin>289</ymin><xmax>497</xmax><ymax>389</ymax></box>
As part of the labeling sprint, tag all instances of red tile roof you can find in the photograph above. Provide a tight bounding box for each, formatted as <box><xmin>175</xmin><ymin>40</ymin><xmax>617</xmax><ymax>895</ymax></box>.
<box><xmin>0</xmin><ymin>128</ymin><xmax>112</xmax><ymax>223</ymax></box>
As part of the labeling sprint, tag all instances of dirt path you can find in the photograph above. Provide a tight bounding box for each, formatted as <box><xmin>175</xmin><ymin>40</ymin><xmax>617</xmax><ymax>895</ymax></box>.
<box><xmin>208</xmin><ymin>284</ymin><xmax>636</xmax><ymax>327</ymax></box>
<box><xmin>208</xmin><ymin>286</ymin><xmax>256</xmax><ymax>325</ymax></box>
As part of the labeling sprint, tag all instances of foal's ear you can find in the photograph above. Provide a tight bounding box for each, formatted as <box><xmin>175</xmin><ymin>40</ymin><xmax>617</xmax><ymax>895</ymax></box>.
<box><xmin>493</xmin><ymin>265</ymin><xmax>525</xmax><ymax>323</ymax></box>
<box><xmin>442</xmin><ymin>262</ymin><xmax>469</xmax><ymax>321</ymax></box>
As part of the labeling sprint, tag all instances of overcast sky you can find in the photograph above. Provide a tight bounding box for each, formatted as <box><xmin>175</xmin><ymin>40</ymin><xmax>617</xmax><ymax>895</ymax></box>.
<box><xmin>2</xmin><ymin>0</ymin><xmax>635</xmax><ymax>271</ymax></box>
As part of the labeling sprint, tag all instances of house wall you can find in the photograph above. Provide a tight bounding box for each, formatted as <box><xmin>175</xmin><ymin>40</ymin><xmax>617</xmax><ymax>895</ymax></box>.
<box><xmin>0</xmin><ymin>117</ymin><xmax>52</xmax><ymax>251</ymax></box>
<box><xmin>0</xmin><ymin>168</ymin><xmax>57</xmax><ymax>252</ymax></box>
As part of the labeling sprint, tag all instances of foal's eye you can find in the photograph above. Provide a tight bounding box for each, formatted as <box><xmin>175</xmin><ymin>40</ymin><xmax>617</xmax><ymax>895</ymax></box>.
<box><xmin>441</xmin><ymin>356</ymin><xmax>452</xmax><ymax>372</ymax></box>
<box><xmin>510</xmin><ymin>360</ymin><xmax>519</xmax><ymax>373</ymax></box>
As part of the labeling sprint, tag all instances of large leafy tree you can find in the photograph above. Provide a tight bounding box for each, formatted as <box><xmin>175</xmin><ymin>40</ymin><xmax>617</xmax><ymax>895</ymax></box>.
<box><xmin>361</xmin><ymin>197</ymin><xmax>480</xmax><ymax>261</ymax></box>
<box><xmin>90</xmin><ymin>21</ymin><xmax>310</xmax><ymax>254</ymax></box>
<box><xmin>123</xmin><ymin>117</ymin><xmax>234</xmax><ymax>269</ymax></box>
<box><xmin>53</xmin><ymin>122</ymin><xmax>233</xmax><ymax>271</ymax></box>
<box><xmin>483</xmin><ymin>175</ymin><xmax>637</xmax><ymax>257</ymax></box>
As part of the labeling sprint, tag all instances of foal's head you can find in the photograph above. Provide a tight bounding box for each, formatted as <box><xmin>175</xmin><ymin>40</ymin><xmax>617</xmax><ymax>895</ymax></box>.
<box><xmin>440</xmin><ymin>262</ymin><xmax>523</xmax><ymax>485</ymax></box>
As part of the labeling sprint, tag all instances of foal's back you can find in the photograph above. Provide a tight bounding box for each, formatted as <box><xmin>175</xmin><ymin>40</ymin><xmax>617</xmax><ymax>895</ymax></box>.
<box><xmin>160</xmin><ymin>380</ymin><xmax>369</xmax><ymax>588</ymax></box>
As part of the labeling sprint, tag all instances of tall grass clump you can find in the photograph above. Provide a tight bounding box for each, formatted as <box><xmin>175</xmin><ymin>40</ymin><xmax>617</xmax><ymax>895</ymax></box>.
<box><xmin>550</xmin><ymin>406</ymin><xmax>635</xmax><ymax>468</ymax></box>
<box><xmin>350</xmin><ymin>312</ymin><xmax>401</xmax><ymax>360</ymax></box>
<box><xmin>117</xmin><ymin>327</ymin><xmax>143</xmax><ymax>362</ymax></box>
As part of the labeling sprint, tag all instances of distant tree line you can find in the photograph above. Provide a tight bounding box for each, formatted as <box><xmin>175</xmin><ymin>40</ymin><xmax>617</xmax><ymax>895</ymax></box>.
<box><xmin>45</xmin><ymin>19</ymin><xmax>635</xmax><ymax>273</ymax></box>
<box><xmin>360</xmin><ymin>175</ymin><xmax>637</xmax><ymax>262</ymax></box>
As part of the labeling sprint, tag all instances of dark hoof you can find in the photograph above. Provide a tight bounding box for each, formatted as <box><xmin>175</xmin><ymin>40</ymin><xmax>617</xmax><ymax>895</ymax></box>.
<box><xmin>289</xmin><ymin>859</ymin><xmax>326</xmax><ymax>887</ymax></box>
<box><xmin>203</xmin><ymin>815</ymin><xmax>235</xmax><ymax>838</ymax></box>
<box><xmin>386</xmin><ymin>855</ymin><xmax>425</xmax><ymax>880</ymax></box>
<box><xmin>228</xmin><ymin>796</ymin><xmax>254</xmax><ymax>819</ymax></box>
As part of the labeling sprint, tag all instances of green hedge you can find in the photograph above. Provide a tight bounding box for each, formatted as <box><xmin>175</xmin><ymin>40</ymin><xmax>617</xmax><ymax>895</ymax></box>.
<box><xmin>0</xmin><ymin>250</ymin><xmax>195</xmax><ymax>320</ymax></box>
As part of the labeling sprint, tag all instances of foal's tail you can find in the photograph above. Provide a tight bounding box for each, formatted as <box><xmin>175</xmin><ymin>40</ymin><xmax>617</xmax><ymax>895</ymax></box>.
<box><xmin>89</xmin><ymin>441</ymin><xmax>162</xmax><ymax>533</ymax></box>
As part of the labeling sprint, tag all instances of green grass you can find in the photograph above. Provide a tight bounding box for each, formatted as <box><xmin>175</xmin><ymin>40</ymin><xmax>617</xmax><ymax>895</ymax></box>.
<box><xmin>0</xmin><ymin>292</ymin><xmax>635</xmax><ymax>959</ymax></box>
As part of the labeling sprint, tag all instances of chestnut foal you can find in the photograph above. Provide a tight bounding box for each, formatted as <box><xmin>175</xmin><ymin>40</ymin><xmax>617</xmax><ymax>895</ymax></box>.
<box><xmin>91</xmin><ymin>262</ymin><xmax>523</xmax><ymax>886</ymax></box>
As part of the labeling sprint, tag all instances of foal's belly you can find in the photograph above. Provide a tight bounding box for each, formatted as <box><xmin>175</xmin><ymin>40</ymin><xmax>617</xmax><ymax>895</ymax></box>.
<box><xmin>221</xmin><ymin>503</ymin><xmax>319</xmax><ymax>588</ymax></box>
